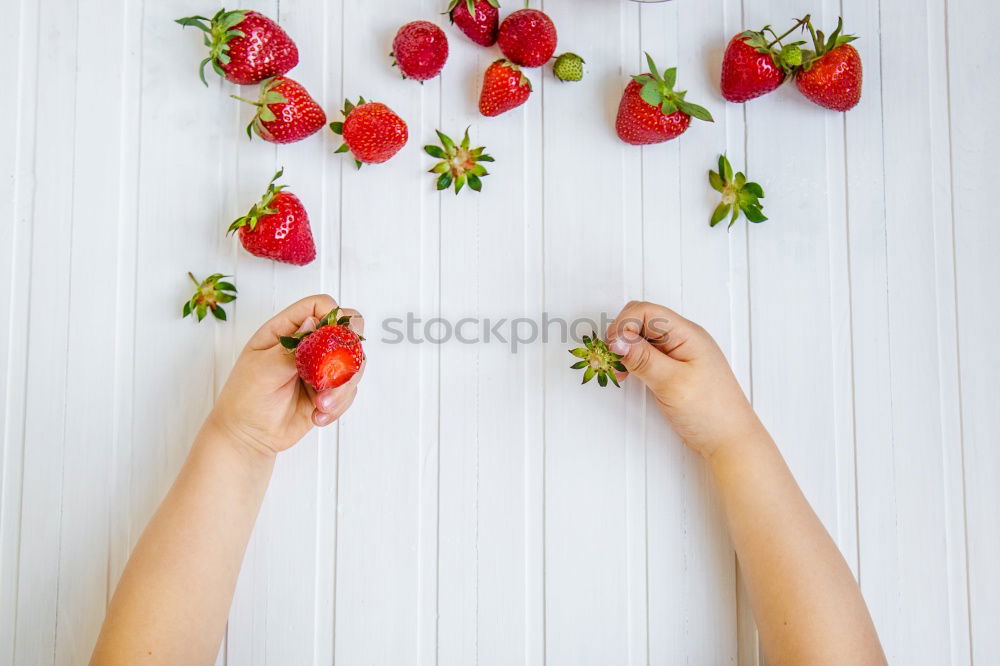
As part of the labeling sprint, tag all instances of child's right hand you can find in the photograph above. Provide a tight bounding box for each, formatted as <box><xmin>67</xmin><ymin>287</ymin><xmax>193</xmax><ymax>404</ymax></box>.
<box><xmin>606</xmin><ymin>301</ymin><xmax>762</xmax><ymax>459</ymax></box>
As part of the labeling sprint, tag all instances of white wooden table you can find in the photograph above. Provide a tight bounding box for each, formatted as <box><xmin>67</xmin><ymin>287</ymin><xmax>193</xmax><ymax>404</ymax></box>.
<box><xmin>2</xmin><ymin>0</ymin><xmax>998</xmax><ymax>664</ymax></box>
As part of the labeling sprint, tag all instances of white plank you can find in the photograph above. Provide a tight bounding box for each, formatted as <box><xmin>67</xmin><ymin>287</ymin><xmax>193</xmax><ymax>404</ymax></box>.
<box><xmin>542</xmin><ymin>1</ymin><xmax>632</xmax><ymax>663</ymax></box>
<box><xmin>947</xmin><ymin>0</ymin><xmax>1000</xmax><ymax>661</ymax></box>
<box><xmin>0</xmin><ymin>0</ymin><xmax>37</xmax><ymax>662</ymax></box>
<box><xmin>853</xmin><ymin>0</ymin><xmax>969</xmax><ymax>661</ymax></box>
<box><xmin>332</xmin><ymin>1</ymin><xmax>430</xmax><ymax>663</ymax></box>
<box><xmin>11</xmin><ymin>0</ymin><xmax>79</xmax><ymax>661</ymax></box>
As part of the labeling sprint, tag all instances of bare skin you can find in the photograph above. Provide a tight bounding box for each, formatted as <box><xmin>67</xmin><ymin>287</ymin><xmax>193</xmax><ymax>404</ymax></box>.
<box><xmin>607</xmin><ymin>301</ymin><xmax>886</xmax><ymax>666</ymax></box>
<box><xmin>91</xmin><ymin>297</ymin><xmax>884</xmax><ymax>665</ymax></box>
<box><xmin>90</xmin><ymin>295</ymin><xmax>364</xmax><ymax>665</ymax></box>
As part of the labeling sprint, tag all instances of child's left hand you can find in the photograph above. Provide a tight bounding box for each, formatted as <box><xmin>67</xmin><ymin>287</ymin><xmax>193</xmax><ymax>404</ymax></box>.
<box><xmin>207</xmin><ymin>294</ymin><xmax>365</xmax><ymax>457</ymax></box>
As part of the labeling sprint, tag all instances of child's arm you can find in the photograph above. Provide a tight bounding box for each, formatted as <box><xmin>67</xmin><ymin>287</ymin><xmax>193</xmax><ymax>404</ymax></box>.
<box><xmin>607</xmin><ymin>301</ymin><xmax>886</xmax><ymax>666</ymax></box>
<box><xmin>90</xmin><ymin>295</ymin><xmax>364</xmax><ymax>666</ymax></box>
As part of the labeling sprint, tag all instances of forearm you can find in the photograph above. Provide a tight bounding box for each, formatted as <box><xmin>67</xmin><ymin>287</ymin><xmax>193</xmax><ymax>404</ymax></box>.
<box><xmin>709</xmin><ymin>424</ymin><xmax>885</xmax><ymax>665</ymax></box>
<box><xmin>91</xmin><ymin>419</ymin><xmax>275</xmax><ymax>665</ymax></box>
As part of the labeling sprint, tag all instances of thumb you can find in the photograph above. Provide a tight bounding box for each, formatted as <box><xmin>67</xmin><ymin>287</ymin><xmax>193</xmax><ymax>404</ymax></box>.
<box><xmin>609</xmin><ymin>330</ymin><xmax>678</xmax><ymax>390</ymax></box>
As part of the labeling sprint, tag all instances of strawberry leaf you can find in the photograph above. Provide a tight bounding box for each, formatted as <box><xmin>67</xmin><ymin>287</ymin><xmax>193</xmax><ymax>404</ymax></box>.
<box><xmin>662</xmin><ymin>67</ymin><xmax>677</xmax><ymax>89</ymax></box>
<box><xmin>640</xmin><ymin>81</ymin><xmax>663</xmax><ymax>106</ymax></box>
<box><xmin>711</xmin><ymin>202</ymin><xmax>731</xmax><ymax>227</ymax></box>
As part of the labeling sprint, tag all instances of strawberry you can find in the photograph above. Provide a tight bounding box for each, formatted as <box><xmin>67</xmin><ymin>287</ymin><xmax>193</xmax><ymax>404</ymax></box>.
<box><xmin>424</xmin><ymin>128</ymin><xmax>494</xmax><ymax>194</ymax></box>
<box><xmin>330</xmin><ymin>98</ymin><xmax>409</xmax><ymax>168</ymax></box>
<box><xmin>569</xmin><ymin>331</ymin><xmax>626</xmax><ymax>388</ymax></box>
<box><xmin>232</xmin><ymin>76</ymin><xmax>326</xmax><ymax>144</ymax></box>
<box><xmin>281</xmin><ymin>308</ymin><xmax>365</xmax><ymax>391</ymax></box>
<box><xmin>479</xmin><ymin>59</ymin><xmax>532</xmax><ymax>117</ymax></box>
<box><xmin>795</xmin><ymin>17</ymin><xmax>862</xmax><ymax>111</ymax></box>
<box><xmin>498</xmin><ymin>8</ymin><xmax>557</xmax><ymax>68</ymax></box>
<box><xmin>708</xmin><ymin>154</ymin><xmax>767</xmax><ymax>228</ymax></box>
<box><xmin>228</xmin><ymin>169</ymin><xmax>316</xmax><ymax>266</ymax></box>
<box><xmin>448</xmin><ymin>0</ymin><xmax>500</xmax><ymax>47</ymax></box>
<box><xmin>553</xmin><ymin>52</ymin><xmax>585</xmax><ymax>82</ymax></box>
<box><xmin>720</xmin><ymin>20</ymin><xmax>807</xmax><ymax>103</ymax></box>
<box><xmin>176</xmin><ymin>9</ymin><xmax>298</xmax><ymax>86</ymax></box>
<box><xmin>183</xmin><ymin>273</ymin><xmax>237</xmax><ymax>322</ymax></box>
<box><xmin>391</xmin><ymin>21</ymin><xmax>449</xmax><ymax>81</ymax></box>
<box><xmin>615</xmin><ymin>53</ymin><xmax>714</xmax><ymax>146</ymax></box>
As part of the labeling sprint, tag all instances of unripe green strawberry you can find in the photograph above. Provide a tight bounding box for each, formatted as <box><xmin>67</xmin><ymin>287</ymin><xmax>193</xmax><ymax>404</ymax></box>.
<box><xmin>553</xmin><ymin>52</ymin><xmax>584</xmax><ymax>82</ymax></box>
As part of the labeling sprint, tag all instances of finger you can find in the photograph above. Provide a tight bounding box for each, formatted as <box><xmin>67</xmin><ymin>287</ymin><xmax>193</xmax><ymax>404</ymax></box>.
<box><xmin>313</xmin><ymin>358</ymin><xmax>366</xmax><ymax>413</ymax></box>
<box><xmin>312</xmin><ymin>386</ymin><xmax>359</xmax><ymax>426</ymax></box>
<box><xmin>608</xmin><ymin>329</ymin><xmax>677</xmax><ymax>391</ymax></box>
<box><xmin>605</xmin><ymin>300</ymin><xmax>705</xmax><ymax>362</ymax></box>
<box><xmin>336</xmin><ymin>308</ymin><xmax>365</xmax><ymax>337</ymax></box>
<box><xmin>247</xmin><ymin>294</ymin><xmax>339</xmax><ymax>351</ymax></box>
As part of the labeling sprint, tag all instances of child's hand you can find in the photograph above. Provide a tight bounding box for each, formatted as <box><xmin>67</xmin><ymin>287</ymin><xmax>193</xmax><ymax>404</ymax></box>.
<box><xmin>606</xmin><ymin>301</ymin><xmax>761</xmax><ymax>459</ymax></box>
<box><xmin>208</xmin><ymin>295</ymin><xmax>365</xmax><ymax>457</ymax></box>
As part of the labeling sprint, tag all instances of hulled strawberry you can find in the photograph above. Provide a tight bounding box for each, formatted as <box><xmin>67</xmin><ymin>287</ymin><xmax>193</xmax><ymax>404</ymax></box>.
<box><xmin>228</xmin><ymin>169</ymin><xmax>316</xmax><ymax>266</ymax></box>
<box><xmin>720</xmin><ymin>21</ymin><xmax>806</xmax><ymax>103</ymax></box>
<box><xmin>176</xmin><ymin>9</ymin><xmax>298</xmax><ymax>86</ymax></box>
<box><xmin>616</xmin><ymin>53</ymin><xmax>714</xmax><ymax>145</ymax></box>
<box><xmin>498</xmin><ymin>8</ymin><xmax>557</xmax><ymax>68</ymax></box>
<box><xmin>795</xmin><ymin>17</ymin><xmax>862</xmax><ymax>111</ymax></box>
<box><xmin>569</xmin><ymin>332</ymin><xmax>626</xmax><ymax>388</ymax></box>
<box><xmin>183</xmin><ymin>273</ymin><xmax>238</xmax><ymax>322</ymax></box>
<box><xmin>330</xmin><ymin>98</ymin><xmax>409</xmax><ymax>167</ymax></box>
<box><xmin>479</xmin><ymin>59</ymin><xmax>532</xmax><ymax>117</ymax></box>
<box><xmin>448</xmin><ymin>0</ymin><xmax>500</xmax><ymax>47</ymax></box>
<box><xmin>233</xmin><ymin>76</ymin><xmax>326</xmax><ymax>143</ymax></box>
<box><xmin>424</xmin><ymin>128</ymin><xmax>494</xmax><ymax>194</ymax></box>
<box><xmin>391</xmin><ymin>21</ymin><xmax>449</xmax><ymax>81</ymax></box>
<box><xmin>281</xmin><ymin>308</ymin><xmax>365</xmax><ymax>391</ymax></box>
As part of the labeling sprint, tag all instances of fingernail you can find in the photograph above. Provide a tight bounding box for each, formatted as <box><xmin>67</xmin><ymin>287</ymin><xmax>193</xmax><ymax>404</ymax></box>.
<box><xmin>296</xmin><ymin>317</ymin><xmax>316</xmax><ymax>334</ymax></box>
<box><xmin>315</xmin><ymin>412</ymin><xmax>333</xmax><ymax>426</ymax></box>
<box><xmin>318</xmin><ymin>393</ymin><xmax>338</xmax><ymax>412</ymax></box>
<box><xmin>610</xmin><ymin>338</ymin><xmax>630</xmax><ymax>356</ymax></box>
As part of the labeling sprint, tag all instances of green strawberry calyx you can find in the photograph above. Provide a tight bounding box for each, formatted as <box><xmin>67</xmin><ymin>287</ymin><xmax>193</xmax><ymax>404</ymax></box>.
<box><xmin>279</xmin><ymin>308</ymin><xmax>364</xmax><ymax>350</ymax></box>
<box><xmin>424</xmin><ymin>128</ymin><xmax>494</xmax><ymax>195</ymax></box>
<box><xmin>176</xmin><ymin>9</ymin><xmax>250</xmax><ymax>86</ymax></box>
<box><xmin>800</xmin><ymin>17</ymin><xmax>859</xmax><ymax>72</ymax></box>
<box><xmin>553</xmin><ymin>52</ymin><xmax>585</xmax><ymax>82</ymax></box>
<box><xmin>633</xmin><ymin>53</ymin><xmax>714</xmax><ymax>123</ymax></box>
<box><xmin>183</xmin><ymin>272</ymin><xmax>237</xmax><ymax>322</ymax></box>
<box><xmin>230</xmin><ymin>77</ymin><xmax>289</xmax><ymax>140</ymax></box>
<box><xmin>228</xmin><ymin>168</ymin><xmax>287</xmax><ymax>235</ymax></box>
<box><xmin>569</xmin><ymin>331</ymin><xmax>626</xmax><ymax>388</ymax></box>
<box><xmin>330</xmin><ymin>98</ymin><xmax>370</xmax><ymax>170</ymax></box>
<box><xmin>740</xmin><ymin>19</ymin><xmax>809</xmax><ymax>74</ymax></box>
<box><xmin>446</xmin><ymin>0</ymin><xmax>500</xmax><ymax>17</ymax></box>
<box><xmin>709</xmin><ymin>154</ymin><xmax>767</xmax><ymax>229</ymax></box>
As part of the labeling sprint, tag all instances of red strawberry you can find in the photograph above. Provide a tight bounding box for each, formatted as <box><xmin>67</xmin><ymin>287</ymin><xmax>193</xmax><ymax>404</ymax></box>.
<box><xmin>795</xmin><ymin>18</ymin><xmax>862</xmax><ymax>111</ymax></box>
<box><xmin>498</xmin><ymin>9</ymin><xmax>557</xmax><ymax>68</ymax></box>
<box><xmin>232</xmin><ymin>76</ymin><xmax>326</xmax><ymax>144</ymax></box>
<box><xmin>281</xmin><ymin>308</ymin><xmax>365</xmax><ymax>391</ymax></box>
<box><xmin>330</xmin><ymin>98</ymin><xmax>409</xmax><ymax>167</ymax></box>
<box><xmin>391</xmin><ymin>21</ymin><xmax>449</xmax><ymax>81</ymax></box>
<box><xmin>448</xmin><ymin>0</ymin><xmax>500</xmax><ymax>47</ymax></box>
<box><xmin>616</xmin><ymin>54</ymin><xmax>714</xmax><ymax>145</ymax></box>
<box><xmin>479</xmin><ymin>59</ymin><xmax>532</xmax><ymax>117</ymax></box>
<box><xmin>721</xmin><ymin>22</ymin><xmax>807</xmax><ymax>103</ymax></box>
<box><xmin>228</xmin><ymin>169</ymin><xmax>316</xmax><ymax>266</ymax></box>
<box><xmin>176</xmin><ymin>9</ymin><xmax>298</xmax><ymax>86</ymax></box>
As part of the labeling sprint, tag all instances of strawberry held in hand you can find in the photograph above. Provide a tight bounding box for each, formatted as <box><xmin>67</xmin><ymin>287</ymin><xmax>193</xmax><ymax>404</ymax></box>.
<box><xmin>498</xmin><ymin>8</ymin><xmax>557</xmax><ymax>68</ymax></box>
<box><xmin>281</xmin><ymin>308</ymin><xmax>365</xmax><ymax>391</ymax></box>
<box><xmin>233</xmin><ymin>76</ymin><xmax>327</xmax><ymax>143</ymax></box>
<box><xmin>229</xmin><ymin>169</ymin><xmax>316</xmax><ymax>266</ymax></box>
<box><xmin>176</xmin><ymin>9</ymin><xmax>298</xmax><ymax>86</ymax></box>
<box><xmin>721</xmin><ymin>21</ymin><xmax>806</xmax><ymax>103</ymax></box>
<box><xmin>796</xmin><ymin>17</ymin><xmax>862</xmax><ymax>111</ymax></box>
<box><xmin>448</xmin><ymin>0</ymin><xmax>500</xmax><ymax>47</ymax></box>
<box><xmin>616</xmin><ymin>54</ymin><xmax>714</xmax><ymax>145</ymax></box>
<box><xmin>479</xmin><ymin>59</ymin><xmax>532</xmax><ymax>117</ymax></box>
<box><xmin>330</xmin><ymin>98</ymin><xmax>409</xmax><ymax>167</ymax></box>
<box><xmin>391</xmin><ymin>21</ymin><xmax>449</xmax><ymax>81</ymax></box>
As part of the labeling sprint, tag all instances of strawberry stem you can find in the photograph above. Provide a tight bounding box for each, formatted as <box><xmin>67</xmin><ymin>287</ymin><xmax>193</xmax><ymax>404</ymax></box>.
<box><xmin>766</xmin><ymin>15</ymin><xmax>810</xmax><ymax>49</ymax></box>
<box><xmin>230</xmin><ymin>94</ymin><xmax>261</xmax><ymax>107</ymax></box>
